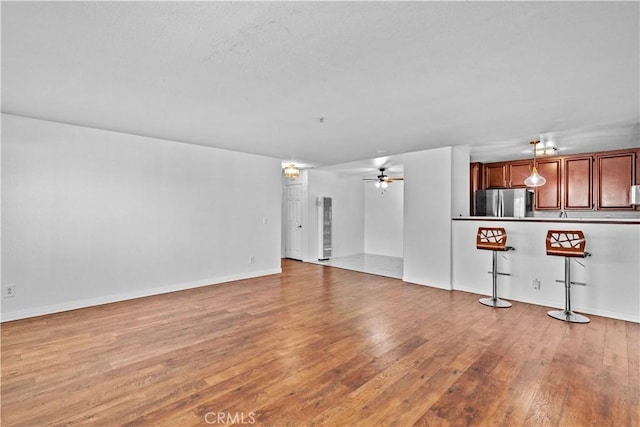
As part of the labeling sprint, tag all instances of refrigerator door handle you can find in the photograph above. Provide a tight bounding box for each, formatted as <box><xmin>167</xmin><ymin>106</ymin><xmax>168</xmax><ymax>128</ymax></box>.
<box><xmin>491</xmin><ymin>193</ymin><xmax>497</xmax><ymax>217</ymax></box>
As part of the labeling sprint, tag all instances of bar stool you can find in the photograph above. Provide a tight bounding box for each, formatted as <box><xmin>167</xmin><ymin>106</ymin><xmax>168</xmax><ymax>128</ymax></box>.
<box><xmin>545</xmin><ymin>230</ymin><xmax>591</xmax><ymax>323</ymax></box>
<box><xmin>476</xmin><ymin>227</ymin><xmax>514</xmax><ymax>308</ymax></box>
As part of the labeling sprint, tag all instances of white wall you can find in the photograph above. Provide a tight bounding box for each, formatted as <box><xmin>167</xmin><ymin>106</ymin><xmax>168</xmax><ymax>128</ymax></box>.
<box><xmin>364</xmin><ymin>180</ymin><xmax>403</xmax><ymax>257</ymax></box>
<box><xmin>402</xmin><ymin>147</ymin><xmax>469</xmax><ymax>289</ymax></box>
<box><xmin>1</xmin><ymin>114</ymin><xmax>282</xmax><ymax>321</ymax></box>
<box><xmin>452</xmin><ymin>219</ymin><xmax>640</xmax><ymax>322</ymax></box>
<box><xmin>451</xmin><ymin>146</ymin><xmax>470</xmax><ymax>217</ymax></box>
<box><xmin>305</xmin><ymin>170</ymin><xmax>364</xmax><ymax>261</ymax></box>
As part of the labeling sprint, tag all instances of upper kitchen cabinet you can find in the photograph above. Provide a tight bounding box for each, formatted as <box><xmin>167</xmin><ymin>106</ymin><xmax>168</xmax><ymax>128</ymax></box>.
<box><xmin>534</xmin><ymin>158</ymin><xmax>562</xmax><ymax>210</ymax></box>
<box><xmin>484</xmin><ymin>160</ymin><xmax>532</xmax><ymax>189</ymax></box>
<box><xmin>471</xmin><ymin>147</ymin><xmax>639</xmax><ymax>212</ymax></box>
<box><xmin>508</xmin><ymin>161</ymin><xmax>533</xmax><ymax>188</ymax></box>
<box><xmin>596</xmin><ymin>149</ymin><xmax>639</xmax><ymax>209</ymax></box>
<box><xmin>564</xmin><ymin>155</ymin><xmax>594</xmax><ymax>210</ymax></box>
<box><xmin>484</xmin><ymin>163</ymin><xmax>507</xmax><ymax>188</ymax></box>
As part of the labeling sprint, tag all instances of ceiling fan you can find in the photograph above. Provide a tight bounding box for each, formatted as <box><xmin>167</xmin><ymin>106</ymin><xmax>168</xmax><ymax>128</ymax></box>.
<box><xmin>363</xmin><ymin>168</ymin><xmax>404</xmax><ymax>189</ymax></box>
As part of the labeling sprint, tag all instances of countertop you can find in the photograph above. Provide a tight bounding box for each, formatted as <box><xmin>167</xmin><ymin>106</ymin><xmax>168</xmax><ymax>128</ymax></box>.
<box><xmin>452</xmin><ymin>216</ymin><xmax>640</xmax><ymax>224</ymax></box>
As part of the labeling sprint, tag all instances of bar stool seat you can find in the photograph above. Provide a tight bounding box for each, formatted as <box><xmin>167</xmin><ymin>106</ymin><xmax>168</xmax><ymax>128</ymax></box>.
<box><xmin>545</xmin><ymin>230</ymin><xmax>591</xmax><ymax>323</ymax></box>
<box><xmin>476</xmin><ymin>227</ymin><xmax>514</xmax><ymax>308</ymax></box>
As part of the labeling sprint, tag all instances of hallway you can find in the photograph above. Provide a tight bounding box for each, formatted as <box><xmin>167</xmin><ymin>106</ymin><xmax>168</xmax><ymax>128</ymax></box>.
<box><xmin>316</xmin><ymin>253</ymin><xmax>403</xmax><ymax>279</ymax></box>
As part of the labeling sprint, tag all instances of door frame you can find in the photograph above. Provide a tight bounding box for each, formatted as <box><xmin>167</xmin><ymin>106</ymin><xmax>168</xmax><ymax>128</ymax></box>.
<box><xmin>282</xmin><ymin>172</ymin><xmax>308</xmax><ymax>261</ymax></box>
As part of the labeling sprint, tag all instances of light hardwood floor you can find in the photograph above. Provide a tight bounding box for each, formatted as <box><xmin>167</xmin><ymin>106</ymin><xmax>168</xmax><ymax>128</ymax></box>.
<box><xmin>2</xmin><ymin>259</ymin><xmax>638</xmax><ymax>426</ymax></box>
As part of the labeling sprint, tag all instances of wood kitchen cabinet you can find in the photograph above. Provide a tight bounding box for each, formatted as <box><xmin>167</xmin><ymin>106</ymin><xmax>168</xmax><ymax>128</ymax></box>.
<box><xmin>484</xmin><ymin>160</ymin><xmax>532</xmax><ymax>189</ymax></box>
<box><xmin>564</xmin><ymin>156</ymin><xmax>593</xmax><ymax>210</ymax></box>
<box><xmin>484</xmin><ymin>163</ymin><xmax>507</xmax><ymax>188</ymax></box>
<box><xmin>508</xmin><ymin>161</ymin><xmax>533</xmax><ymax>188</ymax></box>
<box><xmin>596</xmin><ymin>150</ymin><xmax>638</xmax><ymax>209</ymax></box>
<box><xmin>470</xmin><ymin>162</ymin><xmax>483</xmax><ymax>215</ymax></box>
<box><xmin>534</xmin><ymin>158</ymin><xmax>561</xmax><ymax>210</ymax></box>
<box><xmin>471</xmin><ymin>147</ymin><xmax>639</xmax><ymax>213</ymax></box>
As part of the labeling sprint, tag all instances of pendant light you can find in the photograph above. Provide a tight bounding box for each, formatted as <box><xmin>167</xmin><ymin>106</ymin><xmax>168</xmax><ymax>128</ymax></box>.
<box><xmin>524</xmin><ymin>140</ymin><xmax>546</xmax><ymax>187</ymax></box>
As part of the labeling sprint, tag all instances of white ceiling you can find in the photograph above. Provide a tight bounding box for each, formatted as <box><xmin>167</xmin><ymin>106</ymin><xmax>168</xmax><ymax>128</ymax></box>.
<box><xmin>2</xmin><ymin>1</ymin><xmax>639</xmax><ymax>176</ymax></box>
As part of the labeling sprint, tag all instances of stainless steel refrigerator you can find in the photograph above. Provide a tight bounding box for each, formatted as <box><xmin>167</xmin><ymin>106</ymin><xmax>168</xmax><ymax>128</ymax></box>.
<box><xmin>474</xmin><ymin>189</ymin><xmax>534</xmax><ymax>217</ymax></box>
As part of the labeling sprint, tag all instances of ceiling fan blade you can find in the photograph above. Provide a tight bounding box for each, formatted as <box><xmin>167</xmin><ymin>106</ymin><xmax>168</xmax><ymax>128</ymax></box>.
<box><xmin>387</xmin><ymin>177</ymin><xmax>404</xmax><ymax>181</ymax></box>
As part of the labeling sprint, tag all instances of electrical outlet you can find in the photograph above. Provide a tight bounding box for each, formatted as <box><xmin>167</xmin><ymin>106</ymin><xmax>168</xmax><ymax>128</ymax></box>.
<box><xmin>249</xmin><ymin>256</ymin><xmax>255</xmax><ymax>265</ymax></box>
<box><xmin>3</xmin><ymin>285</ymin><xmax>16</xmax><ymax>298</ymax></box>
<box><xmin>533</xmin><ymin>278</ymin><xmax>541</xmax><ymax>291</ymax></box>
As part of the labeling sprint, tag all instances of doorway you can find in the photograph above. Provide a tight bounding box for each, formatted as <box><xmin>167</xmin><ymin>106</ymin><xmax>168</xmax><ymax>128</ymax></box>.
<box><xmin>284</xmin><ymin>183</ymin><xmax>303</xmax><ymax>260</ymax></box>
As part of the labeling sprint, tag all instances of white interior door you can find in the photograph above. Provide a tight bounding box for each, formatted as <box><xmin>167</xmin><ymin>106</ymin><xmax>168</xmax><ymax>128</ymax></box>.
<box><xmin>285</xmin><ymin>184</ymin><xmax>303</xmax><ymax>260</ymax></box>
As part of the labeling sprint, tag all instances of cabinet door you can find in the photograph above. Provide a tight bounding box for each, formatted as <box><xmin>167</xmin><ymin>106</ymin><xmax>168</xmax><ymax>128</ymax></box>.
<box><xmin>564</xmin><ymin>156</ymin><xmax>593</xmax><ymax>210</ymax></box>
<box><xmin>470</xmin><ymin>162</ymin><xmax>483</xmax><ymax>215</ymax></box>
<box><xmin>597</xmin><ymin>152</ymin><xmax>636</xmax><ymax>209</ymax></box>
<box><xmin>534</xmin><ymin>159</ymin><xmax>561</xmax><ymax>210</ymax></box>
<box><xmin>485</xmin><ymin>163</ymin><xmax>507</xmax><ymax>188</ymax></box>
<box><xmin>508</xmin><ymin>161</ymin><xmax>533</xmax><ymax>188</ymax></box>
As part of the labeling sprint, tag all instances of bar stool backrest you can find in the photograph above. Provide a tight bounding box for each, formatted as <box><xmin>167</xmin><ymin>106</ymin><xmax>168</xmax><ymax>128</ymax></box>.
<box><xmin>545</xmin><ymin>230</ymin><xmax>587</xmax><ymax>257</ymax></box>
<box><xmin>476</xmin><ymin>227</ymin><xmax>508</xmax><ymax>251</ymax></box>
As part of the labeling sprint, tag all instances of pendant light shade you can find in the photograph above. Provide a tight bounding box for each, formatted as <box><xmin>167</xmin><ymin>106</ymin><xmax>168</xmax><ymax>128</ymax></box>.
<box><xmin>524</xmin><ymin>166</ymin><xmax>546</xmax><ymax>187</ymax></box>
<box><xmin>525</xmin><ymin>140</ymin><xmax>546</xmax><ymax>188</ymax></box>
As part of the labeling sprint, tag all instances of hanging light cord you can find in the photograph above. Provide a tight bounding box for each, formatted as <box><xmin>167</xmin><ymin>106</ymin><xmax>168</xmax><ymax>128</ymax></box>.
<box><xmin>524</xmin><ymin>140</ymin><xmax>546</xmax><ymax>187</ymax></box>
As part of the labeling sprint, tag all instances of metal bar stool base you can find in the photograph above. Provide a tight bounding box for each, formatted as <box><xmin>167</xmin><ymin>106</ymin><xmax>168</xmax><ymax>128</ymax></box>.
<box><xmin>547</xmin><ymin>310</ymin><xmax>590</xmax><ymax>323</ymax></box>
<box><xmin>479</xmin><ymin>297</ymin><xmax>512</xmax><ymax>308</ymax></box>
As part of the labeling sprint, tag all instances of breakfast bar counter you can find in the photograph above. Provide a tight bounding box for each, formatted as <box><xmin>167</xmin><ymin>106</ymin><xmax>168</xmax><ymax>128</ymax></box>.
<box><xmin>451</xmin><ymin>217</ymin><xmax>640</xmax><ymax>322</ymax></box>
<box><xmin>453</xmin><ymin>216</ymin><xmax>640</xmax><ymax>224</ymax></box>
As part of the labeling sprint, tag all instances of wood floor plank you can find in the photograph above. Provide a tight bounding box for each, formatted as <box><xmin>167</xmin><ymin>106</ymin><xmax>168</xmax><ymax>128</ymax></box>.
<box><xmin>1</xmin><ymin>259</ymin><xmax>638</xmax><ymax>426</ymax></box>
<box><xmin>626</xmin><ymin>322</ymin><xmax>640</xmax><ymax>427</ymax></box>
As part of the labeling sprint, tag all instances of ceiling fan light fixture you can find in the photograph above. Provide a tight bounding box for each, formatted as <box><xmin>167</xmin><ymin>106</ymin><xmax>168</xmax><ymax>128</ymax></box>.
<box><xmin>374</xmin><ymin>179</ymin><xmax>388</xmax><ymax>192</ymax></box>
<box><xmin>525</xmin><ymin>140</ymin><xmax>546</xmax><ymax>188</ymax></box>
<box><xmin>365</xmin><ymin>167</ymin><xmax>403</xmax><ymax>192</ymax></box>
<box><xmin>283</xmin><ymin>163</ymin><xmax>300</xmax><ymax>179</ymax></box>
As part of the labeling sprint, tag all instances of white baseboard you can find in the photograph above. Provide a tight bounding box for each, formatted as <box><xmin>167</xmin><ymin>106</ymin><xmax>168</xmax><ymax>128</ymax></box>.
<box><xmin>452</xmin><ymin>284</ymin><xmax>639</xmax><ymax>323</ymax></box>
<box><xmin>0</xmin><ymin>267</ymin><xmax>282</xmax><ymax>322</ymax></box>
<box><xmin>402</xmin><ymin>275</ymin><xmax>453</xmax><ymax>291</ymax></box>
